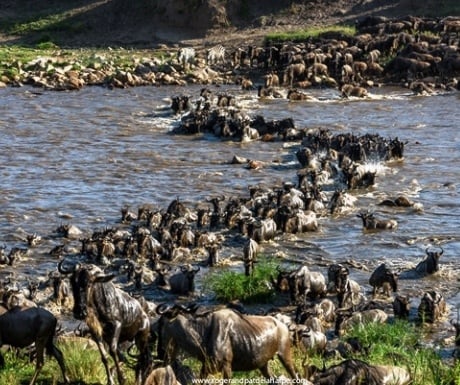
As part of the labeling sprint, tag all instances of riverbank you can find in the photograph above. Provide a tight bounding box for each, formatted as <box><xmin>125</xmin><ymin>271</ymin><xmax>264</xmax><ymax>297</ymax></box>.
<box><xmin>0</xmin><ymin>15</ymin><xmax>459</xmax><ymax>93</ymax></box>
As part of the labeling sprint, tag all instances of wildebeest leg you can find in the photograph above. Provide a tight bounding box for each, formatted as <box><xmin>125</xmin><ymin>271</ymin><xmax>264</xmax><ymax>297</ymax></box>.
<box><xmin>259</xmin><ymin>363</ymin><xmax>273</xmax><ymax>379</ymax></box>
<box><xmin>95</xmin><ymin>338</ymin><xmax>116</xmax><ymax>385</ymax></box>
<box><xmin>46</xmin><ymin>338</ymin><xmax>70</xmax><ymax>383</ymax></box>
<box><xmin>245</xmin><ymin>263</ymin><xmax>250</xmax><ymax>276</ymax></box>
<box><xmin>277</xmin><ymin>350</ymin><xmax>297</xmax><ymax>378</ymax></box>
<box><xmin>109</xmin><ymin>324</ymin><xmax>126</xmax><ymax>385</ymax></box>
<box><xmin>134</xmin><ymin>328</ymin><xmax>151</xmax><ymax>385</ymax></box>
<box><xmin>29</xmin><ymin>336</ymin><xmax>46</xmax><ymax>385</ymax></box>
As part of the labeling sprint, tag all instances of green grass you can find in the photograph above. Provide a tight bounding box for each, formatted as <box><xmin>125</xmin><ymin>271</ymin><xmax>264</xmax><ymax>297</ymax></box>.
<box><xmin>0</xmin><ymin>339</ymin><xmax>136</xmax><ymax>385</ymax></box>
<box><xmin>203</xmin><ymin>258</ymin><xmax>278</xmax><ymax>303</ymax></box>
<box><xmin>264</xmin><ymin>24</ymin><xmax>356</xmax><ymax>44</ymax></box>
<box><xmin>338</xmin><ymin>320</ymin><xmax>460</xmax><ymax>385</ymax></box>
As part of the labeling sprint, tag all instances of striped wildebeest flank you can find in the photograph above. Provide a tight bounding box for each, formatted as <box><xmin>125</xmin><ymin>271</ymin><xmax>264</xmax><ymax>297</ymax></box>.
<box><xmin>206</xmin><ymin>44</ymin><xmax>226</xmax><ymax>66</ymax></box>
<box><xmin>308</xmin><ymin>359</ymin><xmax>411</xmax><ymax>385</ymax></box>
<box><xmin>0</xmin><ymin>306</ymin><xmax>70</xmax><ymax>385</ymax></box>
<box><xmin>335</xmin><ymin>308</ymin><xmax>388</xmax><ymax>337</ymax></box>
<box><xmin>58</xmin><ymin>260</ymin><xmax>151</xmax><ymax>385</ymax></box>
<box><xmin>176</xmin><ymin>47</ymin><xmax>195</xmax><ymax>69</ymax></box>
<box><xmin>417</xmin><ymin>290</ymin><xmax>447</xmax><ymax>323</ymax></box>
<box><xmin>272</xmin><ymin>265</ymin><xmax>327</xmax><ymax>304</ymax></box>
<box><xmin>156</xmin><ymin>303</ymin><xmax>298</xmax><ymax>379</ymax></box>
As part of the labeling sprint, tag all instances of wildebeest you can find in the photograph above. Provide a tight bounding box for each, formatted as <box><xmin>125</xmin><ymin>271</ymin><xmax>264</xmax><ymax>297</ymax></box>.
<box><xmin>368</xmin><ymin>263</ymin><xmax>398</xmax><ymax>297</ymax></box>
<box><xmin>292</xmin><ymin>324</ymin><xmax>327</xmax><ymax>356</ymax></box>
<box><xmin>393</xmin><ymin>295</ymin><xmax>411</xmax><ymax>319</ymax></box>
<box><xmin>336</xmin><ymin>308</ymin><xmax>388</xmax><ymax>336</ymax></box>
<box><xmin>58</xmin><ymin>261</ymin><xmax>151</xmax><ymax>385</ymax></box>
<box><xmin>415</xmin><ymin>247</ymin><xmax>443</xmax><ymax>276</ymax></box>
<box><xmin>48</xmin><ymin>270</ymin><xmax>72</xmax><ymax>307</ymax></box>
<box><xmin>357</xmin><ymin>212</ymin><xmax>398</xmax><ymax>230</ymax></box>
<box><xmin>341</xmin><ymin>84</ymin><xmax>368</xmax><ymax>98</ymax></box>
<box><xmin>156</xmin><ymin>264</ymin><xmax>201</xmax><ymax>295</ymax></box>
<box><xmin>327</xmin><ymin>263</ymin><xmax>362</xmax><ymax>308</ymax></box>
<box><xmin>143</xmin><ymin>364</ymin><xmax>181</xmax><ymax>385</ymax></box>
<box><xmin>418</xmin><ymin>290</ymin><xmax>447</xmax><ymax>323</ymax></box>
<box><xmin>287</xmin><ymin>88</ymin><xmax>314</xmax><ymax>101</ymax></box>
<box><xmin>243</xmin><ymin>238</ymin><xmax>259</xmax><ymax>276</ymax></box>
<box><xmin>171</xmin><ymin>94</ymin><xmax>191</xmax><ymax>114</ymax></box>
<box><xmin>288</xmin><ymin>266</ymin><xmax>327</xmax><ymax>303</ymax></box>
<box><xmin>156</xmin><ymin>303</ymin><xmax>298</xmax><ymax>379</ymax></box>
<box><xmin>309</xmin><ymin>359</ymin><xmax>411</xmax><ymax>385</ymax></box>
<box><xmin>0</xmin><ymin>307</ymin><xmax>69</xmax><ymax>385</ymax></box>
<box><xmin>247</xmin><ymin>218</ymin><xmax>277</xmax><ymax>243</ymax></box>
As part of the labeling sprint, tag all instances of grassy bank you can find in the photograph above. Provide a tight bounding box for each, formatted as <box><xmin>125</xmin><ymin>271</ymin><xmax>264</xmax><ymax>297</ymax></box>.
<box><xmin>264</xmin><ymin>25</ymin><xmax>357</xmax><ymax>44</ymax></box>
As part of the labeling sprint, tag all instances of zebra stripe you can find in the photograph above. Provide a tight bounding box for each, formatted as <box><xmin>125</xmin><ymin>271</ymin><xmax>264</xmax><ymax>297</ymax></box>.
<box><xmin>177</xmin><ymin>47</ymin><xmax>196</xmax><ymax>68</ymax></box>
<box><xmin>206</xmin><ymin>44</ymin><xmax>226</xmax><ymax>66</ymax></box>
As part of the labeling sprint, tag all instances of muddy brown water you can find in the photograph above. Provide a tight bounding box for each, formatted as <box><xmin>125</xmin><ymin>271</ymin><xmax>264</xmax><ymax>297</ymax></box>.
<box><xmin>0</xmin><ymin>84</ymin><xmax>459</xmax><ymax>359</ymax></box>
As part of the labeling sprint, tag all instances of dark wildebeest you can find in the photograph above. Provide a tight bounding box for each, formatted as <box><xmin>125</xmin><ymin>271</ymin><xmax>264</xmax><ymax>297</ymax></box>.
<box><xmin>393</xmin><ymin>295</ymin><xmax>411</xmax><ymax>319</ymax></box>
<box><xmin>415</xmin><ymin>247</ymin><xmax>443</xmax><ymax>276</ymax></box>
<box><xmin>309</xmin><ymin>358</ymin><xmax>411</xmax><ymax>385</ymax></box>
<box><xmin>58</xmin><ymin>261</ymin><xmax>151</xmax><ymax>385</ymax></box>
<box><xmin>357</xmin><ymin>212</ymin><xmax>398</xmax><ymax>230</ymax></box>
<box><xmin>48</xmin><ymin>271</ymin><xmax>72</xmax><ymax>307</ymax></box>
<box><xmin>369</xmin><ymin>263</ymin><xmax>398</xmax><ymax>297</ymax></box>
<box><xmin>156</xmin><ymin>304</ymin><xmax>298</xmax><ymax>379</ymax></box>
<box><xmin>327</xmin><ymin>264</ymin><xmax>361</xmax><ymax>308</ymax></box>
<box><xmin>155</xmin><ymin>265</ymin><xmax>200</xmax><ymax>295</ymax></box>
<box><xmin>0</xmin><ymin>306</ymin><xmax>70</xmax><ymax>385</ymax></box>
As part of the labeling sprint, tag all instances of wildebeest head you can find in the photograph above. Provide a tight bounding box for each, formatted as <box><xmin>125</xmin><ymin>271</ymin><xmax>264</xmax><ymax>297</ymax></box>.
<box><xmin>327</xmin><ymin>263</ymin><xmax>349</xmax><ymax>293</ymax></box>
<box><xmin>58</xmin><ymin>260</ymin><xmax>113</xmax><ymax>320</ymax></box>
<box><xmin>393</xmin><ymin>295</ymin><xmax>411</xmax><ymax>319</ymax></box>
<box><xmin>415</xmin><ymin>247</ymin><xmax>443</xmax><ymax>276</ymax></box>
<box><xmin>271</xmin><ymin>267</ymin><xmax>292</xmax><ymax>293</ymax></box>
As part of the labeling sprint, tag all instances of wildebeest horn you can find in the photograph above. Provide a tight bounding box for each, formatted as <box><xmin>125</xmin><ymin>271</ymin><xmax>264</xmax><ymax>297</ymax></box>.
<box><xmin>425</xmin><ymin>246</ymin><xmax>444</xmax><ymax>255</ymax></box>
<box><xmin>57</xmin><ymin>259</ymin><xmax>76</xmax><ymax>274</ymax></box>
<box><xmin>156</xmin><ymin>302</ymin><xmax>174</xmax><ymax>315</ymax></box>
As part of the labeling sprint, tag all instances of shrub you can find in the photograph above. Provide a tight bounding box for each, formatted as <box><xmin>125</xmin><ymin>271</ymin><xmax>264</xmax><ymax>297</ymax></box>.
<box><xmin>204</xmin><ymin>258</ymin><xmax>277</xmax><ymax>303</ymax></box>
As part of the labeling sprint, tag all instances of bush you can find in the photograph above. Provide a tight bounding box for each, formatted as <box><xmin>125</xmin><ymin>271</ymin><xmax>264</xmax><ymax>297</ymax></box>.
<box><xmin>204</xmin><ymin>258</ymin><xmax>277</xmax><ymax>303</ymax></box>
<box><xmin>264</xmin><ymin>25</ymin><xmax>356</xmax><ymax>44</ymax></box>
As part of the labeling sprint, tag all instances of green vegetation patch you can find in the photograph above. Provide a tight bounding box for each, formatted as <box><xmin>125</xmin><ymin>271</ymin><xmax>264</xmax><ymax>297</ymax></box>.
<box><xmin>265</xmin><ymin>24</ymin><xmax>356</xmax><ymax>44</ymax></box>
<box><xmin>337</xmin><ymin>320</ymin><xmax>460</xmax><ymax>385</ymax></box>
<box><xmin>204</xmin><ymin>258</ymin><xmax>277</xmax><ymax>303</ymax></box>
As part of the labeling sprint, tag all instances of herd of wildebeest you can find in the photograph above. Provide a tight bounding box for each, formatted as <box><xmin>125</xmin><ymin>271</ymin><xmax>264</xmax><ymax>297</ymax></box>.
<box><xmin>0</xmin><ymin>13</ymin><xmax>459</xmax><ymax>385</ymax></box>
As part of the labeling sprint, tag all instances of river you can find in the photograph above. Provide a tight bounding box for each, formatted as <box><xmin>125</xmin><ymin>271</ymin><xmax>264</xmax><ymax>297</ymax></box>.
<box><xmin>0</xmin><ymin>84</ymin><xmax>459</xmax><ymax>349</ymax></box>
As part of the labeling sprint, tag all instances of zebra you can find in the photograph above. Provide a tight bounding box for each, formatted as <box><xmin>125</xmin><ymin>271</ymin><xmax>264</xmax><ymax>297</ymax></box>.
<box><xmin>206</xmin><ymin>44</ymin><xmax>226</xmax><ymax>66</ymax></box>
<box><xmin>177</xmin><ymin>47</ymin><xmax>196</xmax><ymax>69</ymax></box>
